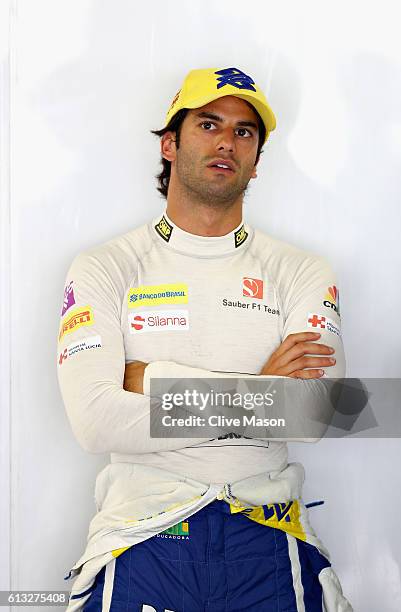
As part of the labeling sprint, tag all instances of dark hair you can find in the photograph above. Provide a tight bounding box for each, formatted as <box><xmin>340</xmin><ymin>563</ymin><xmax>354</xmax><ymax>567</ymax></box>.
<box><xmin>151</xmin><ymin>103</ymin><xmax>267</xmax><ymax>198</ymax></box>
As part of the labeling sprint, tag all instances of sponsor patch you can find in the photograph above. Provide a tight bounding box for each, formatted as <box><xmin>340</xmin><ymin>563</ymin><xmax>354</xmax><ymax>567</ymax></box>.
<box><xmin>59</xmin><ymin>306</ymin><xmax>94</xmax><ymax>341</ymax></box>
<box><xmin>61</xmin><ymin>280</ymin><xmax>75</xmax><ymax>316</ymax></box>
<box><xmin>323</xmin><ymin>285</ymin><xmax>340</xmax><ymax>315</ymax></box>
<box><xmin>242</xmin><ymin>277</ymin><xmax>263</xmax><ymax>299</ymax></box>
<box><xmin>155</xmin><ymin>215</ymin><xmax>173</xmax><ymax>242</ymax></box>
<box><xmin>157</xmin><ymin>520</ymin><xmax>190</xmax><ymax>540</ymax></box>
<box><xmin>222</xmin><ymin>298</ymin><xmax>279</xmax><ymax>315</ymax></box>
<box><xmin>128</xmin><ymin>283</ymin><xmax>188</xmax><ymax>308</ymax></box>
<box><xmin>234</xmin><ymin>224</ymin><xmax>248</xmax><ymax>248</ymax></box>
<box><xmin>215</xmin><ymin>67</ymin><xmax>257</xmax><ymax>93</ymax></box>
<box><xmin>307</xmin><ymin>313</ymin><xmax>341</xmax><ymax>337</ymax></box>
<box><xmin>129</xmin><ymin>310</ymin><xmax>189</xmax><ymax>334</ymax></box>
<box><xmin>230</xmin><ymin>501</ymin><xmax>307</xmax><ymax>542</ymax></box>
<box><xmin>58</xmin><ymin>335</ymin><xmax>102</xmax><ymax>366</ymax></box>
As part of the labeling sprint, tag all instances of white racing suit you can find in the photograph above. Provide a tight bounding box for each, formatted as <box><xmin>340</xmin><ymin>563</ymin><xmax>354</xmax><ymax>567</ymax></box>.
<box><xmin>57</xmin><ymin>210</ymin><xmax>352</xmax><ymax>611</ymax></box>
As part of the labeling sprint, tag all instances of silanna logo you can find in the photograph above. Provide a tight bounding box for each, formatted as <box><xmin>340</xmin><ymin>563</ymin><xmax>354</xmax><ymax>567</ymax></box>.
<box><xmin>323</xmin><ymin>285</ymin><xmax>340</xmax><ymax>315</ymax></box>
<box><xmin>242</xmin><ymin>277</ymin><xmax>263</xmax><ymax>299</ymax></box>
<box><xmin>129</xmin><ymin>310</ymin><xmax>189</xmax><ymax>334</ymax></box>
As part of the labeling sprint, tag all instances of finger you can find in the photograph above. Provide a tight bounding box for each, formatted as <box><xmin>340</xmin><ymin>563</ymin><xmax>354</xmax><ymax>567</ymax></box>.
<box><xmin>283</xmin><ymin>356</ymin><xmax>336</xmax><ymax>375</ymax></box>
<box><xmin>269</xmin><ymin>343</ymin><xmax>334</xmax><ymax>373</ymax></box>
<box><xmin>289</xmin><ymin>369</ymin><xmax>325</xmax><ymax>379</ymax></box>
<box><xmin>274</xmin><ymin>332</ymin><xmax>322</xmax><ymax>357</ymax></box>
<box><xmin>283</xmin><ymin>342</ymin><xmax>335</xmax><ymax>363</ymax></box>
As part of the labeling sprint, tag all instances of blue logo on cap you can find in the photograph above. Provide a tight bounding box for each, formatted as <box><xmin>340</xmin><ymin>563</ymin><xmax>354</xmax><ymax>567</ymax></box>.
<box><xmin>215</xmin><ymin>68</ymin><xmax>256</xmax><ymax>92</ymax></box>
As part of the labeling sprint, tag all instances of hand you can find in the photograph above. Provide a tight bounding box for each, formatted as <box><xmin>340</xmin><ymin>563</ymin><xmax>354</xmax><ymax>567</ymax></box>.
<box><xmin>259</xmin><ymin>332</ymin><xmax>336</xmax><ymax>379</ymax></box>
<box><xmin>123</xmin><ymin>360</ymin><xmax>148</xmax><ymax>394</ymax></box>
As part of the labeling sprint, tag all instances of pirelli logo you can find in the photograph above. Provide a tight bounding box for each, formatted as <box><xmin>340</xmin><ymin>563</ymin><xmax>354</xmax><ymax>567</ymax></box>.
<box><xmin>59</xmin><ymin>306</ymin><xmax>94</xmax><ymax>341</ymax></box>
<box><xmin>155</xmin><ymin>215</ymin><xmax>173</xmax><ymax>242</ymax></box>
<box><xmin>234</xmin><ymin>224</ymin><xmax>248</xmax><ymax>248</ymax></box>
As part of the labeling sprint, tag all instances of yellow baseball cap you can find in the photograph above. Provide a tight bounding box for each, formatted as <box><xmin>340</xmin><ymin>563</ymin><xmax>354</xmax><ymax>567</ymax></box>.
<box><xmin>165</xmin><ymin>67</ymin><xmax>276</xmax><ymax>143</ymax></box>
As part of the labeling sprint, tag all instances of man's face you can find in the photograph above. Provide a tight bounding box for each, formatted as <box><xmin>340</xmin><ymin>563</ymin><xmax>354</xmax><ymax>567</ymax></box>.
<box><xmin>164</xmin><ymin>96</ymin><xmax>260</xmax><ymax>207</ymax></box>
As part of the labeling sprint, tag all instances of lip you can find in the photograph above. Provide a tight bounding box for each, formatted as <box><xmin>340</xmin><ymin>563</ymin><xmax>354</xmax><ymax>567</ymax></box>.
<box><xmin>206</xmin><ymin>159</ymin><xmax>236</xmax><ymax>173</ymax></box>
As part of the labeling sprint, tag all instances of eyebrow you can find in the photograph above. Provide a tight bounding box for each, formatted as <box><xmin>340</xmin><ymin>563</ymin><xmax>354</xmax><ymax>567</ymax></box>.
<box><xmin>195</xmin><ymin>111</ymin><xmax>258</xmax><ymax>130</ymax></box>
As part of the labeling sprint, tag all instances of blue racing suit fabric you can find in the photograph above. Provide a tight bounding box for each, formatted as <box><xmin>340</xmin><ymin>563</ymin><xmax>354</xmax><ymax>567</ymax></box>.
<box><xmin>81</xmin><ymin>500</ymin><xmax>330</xmax><ymax>612</ymax></box>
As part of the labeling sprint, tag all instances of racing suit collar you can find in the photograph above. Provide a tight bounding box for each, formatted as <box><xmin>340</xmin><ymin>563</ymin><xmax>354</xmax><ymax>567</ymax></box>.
<box><xmin>152</xmin><ymin>209</ymin><xmax>252</xmax><ymax>257</ymax></box>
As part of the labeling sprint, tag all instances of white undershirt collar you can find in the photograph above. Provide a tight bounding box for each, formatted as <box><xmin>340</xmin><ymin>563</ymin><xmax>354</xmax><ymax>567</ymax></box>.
<box><xmin>151</xmin><ymin>209</ymin><xmax>253</xmax><ymax>257</ymax></box>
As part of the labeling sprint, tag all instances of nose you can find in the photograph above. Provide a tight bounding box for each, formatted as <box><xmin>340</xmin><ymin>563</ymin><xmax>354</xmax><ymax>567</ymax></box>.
<box><xmin>216</xmin><ymin>127</ymin><xmax>236</xmax><ymax>154</ymax></box>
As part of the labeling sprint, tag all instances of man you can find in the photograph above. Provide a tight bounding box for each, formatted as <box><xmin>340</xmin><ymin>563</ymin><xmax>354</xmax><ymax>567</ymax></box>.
<box><xmin>58</xmin><ymin>67</ymin><xmax>352</xmax><ymax>611</ymax></box>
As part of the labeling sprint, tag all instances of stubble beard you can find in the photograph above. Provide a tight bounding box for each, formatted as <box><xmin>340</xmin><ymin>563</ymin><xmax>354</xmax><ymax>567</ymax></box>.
<box><xmin>175</xmin><ymin>150</ymin><xmax>252</xmax><ymax>209</ymax></box>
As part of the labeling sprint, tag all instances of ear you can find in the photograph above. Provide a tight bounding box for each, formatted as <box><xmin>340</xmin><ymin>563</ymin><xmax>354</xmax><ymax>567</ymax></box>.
<box><xmin>251</xmin><ymin>162</ymin><xmax>258</xmax><ymax>179</ymax></box>
<box><xmin>161</xmin><ymin>132</ymin><xmax>177</xmax><ymax>162</ymax></box>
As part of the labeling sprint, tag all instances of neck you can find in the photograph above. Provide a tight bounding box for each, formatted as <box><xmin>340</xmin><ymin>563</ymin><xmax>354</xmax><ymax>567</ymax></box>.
<box><xmin>166</xmin><ymin>181</ymin><xmax>244</xmax><ymax>238</ymax></box>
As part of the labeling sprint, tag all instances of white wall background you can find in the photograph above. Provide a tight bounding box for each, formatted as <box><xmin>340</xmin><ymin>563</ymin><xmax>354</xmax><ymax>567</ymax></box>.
<box><xmin>1</xmin><ymin>0</ymin><xmax>401</xmax><ymax>610</ymax></box>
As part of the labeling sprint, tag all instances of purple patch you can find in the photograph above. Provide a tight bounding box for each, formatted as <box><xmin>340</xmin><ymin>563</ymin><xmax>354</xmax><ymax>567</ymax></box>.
<box><xmin>61</xmin><ymin>281</ymin><xmax>75</xmax><ymax>316</ymax></box>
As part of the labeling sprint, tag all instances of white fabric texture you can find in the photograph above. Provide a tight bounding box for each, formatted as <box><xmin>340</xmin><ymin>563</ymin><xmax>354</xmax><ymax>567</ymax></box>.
<box><xmin>286</xmin><ymin>534</ymin><xmax>306</xmax><ymax>612</ymax></box>
<box><xmin>320</xmin><ymin>567</ymin><xmax>354</xmax><ymax>612</ymax></box>
<box><xmin>102</xmin><ymin>558</ymin><xmax>116</xmax><ymax>612</ymax></box>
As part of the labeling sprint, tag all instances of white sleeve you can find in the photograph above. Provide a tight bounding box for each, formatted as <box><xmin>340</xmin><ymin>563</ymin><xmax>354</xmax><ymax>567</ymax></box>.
<box><xmin>56</xmin><ymin>252</ymin><xmax>211</xmax><ymax>454</ymax></box>
<box><xmin>280</xmin><ymin>255</ymin><xmax>345</xmax><ymax>379</ymax></box>
<box><xmin>277</xmin><ymin>255</ymin><xmax>346</xmax><ymax>441</ymax></box>
<box><xmin>142</xmin><ymin>361</ymin><xmax>266</xmax><ymax>395</ymax></box>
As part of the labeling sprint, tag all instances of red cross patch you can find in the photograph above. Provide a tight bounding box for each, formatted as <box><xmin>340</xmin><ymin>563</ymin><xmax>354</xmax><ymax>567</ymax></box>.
<box><xmin>307</xmin><ymin>314</ymin><xmax>326</xmax><ymax>328</ymax></box>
